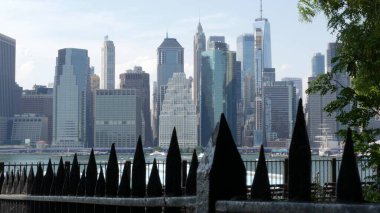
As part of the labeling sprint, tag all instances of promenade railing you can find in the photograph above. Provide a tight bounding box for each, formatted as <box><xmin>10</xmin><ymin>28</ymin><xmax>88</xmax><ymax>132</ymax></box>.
<box><xmin>0</xmin><ymin>110</ymin><xmax>379</xmax><ymax>212</ymax></box>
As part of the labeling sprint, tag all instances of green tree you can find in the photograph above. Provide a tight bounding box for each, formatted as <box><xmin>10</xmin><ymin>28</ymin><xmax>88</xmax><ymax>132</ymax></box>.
<box><xmin>298</xmin><ymin>1</ymin><xmax>380</xmax><ymax>171</ymax></box>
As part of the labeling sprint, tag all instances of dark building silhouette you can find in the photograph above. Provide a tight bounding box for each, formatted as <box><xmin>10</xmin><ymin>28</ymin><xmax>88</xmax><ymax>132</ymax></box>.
<box><xmin>120</xmin><ymin>66</ymin><xmax>153</xmax><ymax>146</ymax></box>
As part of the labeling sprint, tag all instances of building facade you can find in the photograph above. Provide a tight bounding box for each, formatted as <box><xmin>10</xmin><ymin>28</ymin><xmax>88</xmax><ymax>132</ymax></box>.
<box><xmin>120</xmin><ymin>66</ymin><xmax>152</xmax><ymax>146</ymax></box>
<box><xmin>21</xmin><ymin>85</ymin><xmax>53</xmax><ymax>143</ymax></box>
<box><xmin>154</xmin><ymin>36</ymin><xmax>184</xmax><ymax>144</ymax></box>
<box><xmin>253</xmin><ymin>17</ymin><xmax>272</xmax><ymax>147</ymax></box>
<box><xmin>11</xmin><ymin>113</ymin><xmax>48</xmax><ymax>147</ymax></box>
<box><xmin>237</xmin><ymin>34</ymin><xmax>255</xmax><ymax>114</ymax></box>
<box><xmin>312</xmin><ymin>52</ymin><xmax>325</xmax><ymax>77</ymax></box>
<box><xmin>101</xmin><ymin>36</ymin><xmax>115</xmax><ymax>89</ymax></box>
<box><xmin>193</xmin><ymin>22</ymin><xmax>206</xmax><ymax>114</ymax></box>
<box><xmin>263</xmin><ymin>81</ymin><xmax>296</xmax><ymax>142</ymax></box>
<box><xmin>282</xmin><ymin>77</ymin><xmax>303</xmax><ymax>100</ymax></box>
<box><xmin>159</xmin><ymin>73</ymin><xmax>197</xmax><ymax>149</ymax></box>
<box><xmin>53</xmin><ymin>48</ymin><xmax>90</xmax><ymax>147</ymax></box>
<box><xmin>94</xmin><ymin>89</ymin><xmax>141</xmax><ymax>148</ymax></box>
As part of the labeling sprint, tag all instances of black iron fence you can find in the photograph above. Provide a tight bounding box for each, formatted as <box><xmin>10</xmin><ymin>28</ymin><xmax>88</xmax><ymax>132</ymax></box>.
<box><xmin>0</xmin><ymin>112</ymin><xmax>379</xmax><ymax>212</ymax></box>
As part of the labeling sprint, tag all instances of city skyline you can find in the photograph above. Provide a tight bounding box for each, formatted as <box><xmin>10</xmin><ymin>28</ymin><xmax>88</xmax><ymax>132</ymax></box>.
<box><xmin>0</xmin><ymin>0</ymin><xmax>335</xmax><ymax>101</ymax></box>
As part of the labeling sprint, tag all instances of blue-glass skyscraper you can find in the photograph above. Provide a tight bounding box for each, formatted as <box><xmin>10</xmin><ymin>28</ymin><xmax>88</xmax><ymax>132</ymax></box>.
<box><xmin>200</xmin><ymin>40</ymin><xmax>240</xmax><ymax>146</ymax></box>
<box><xmin>237</xmin><ymin>34</ymin><xmax>255</xmax><ymax>114</ymax></box>
<box><xmin>53</xmin><ymin>48</ymin><xmax>90</xmax><ymax>147</ymax></box>
<box><xmin>311</xmin><ymin>52</ymin><xmax>325</xmax><ymax>77</ymax></box>
<box><xmin>154</xmin><ymin>36</ymin><xmax>184</xmax><ymax>143</ymax></box>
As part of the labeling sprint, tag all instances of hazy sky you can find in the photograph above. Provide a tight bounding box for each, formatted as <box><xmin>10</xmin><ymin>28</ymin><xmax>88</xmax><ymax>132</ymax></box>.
<box><xmin>0</xmin><ymin>0</ymin><xmax>335</xmax><ymax>98</ymax></box>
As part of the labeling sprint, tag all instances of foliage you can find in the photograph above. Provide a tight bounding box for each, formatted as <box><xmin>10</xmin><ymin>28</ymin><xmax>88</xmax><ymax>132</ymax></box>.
<box><xmin>298</xmin><ymin>0</ymin><xmax>380</xmax><ymax>171</ymax></box>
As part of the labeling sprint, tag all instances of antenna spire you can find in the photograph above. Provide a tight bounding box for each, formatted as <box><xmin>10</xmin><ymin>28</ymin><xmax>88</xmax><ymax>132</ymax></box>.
<box><xmin>260</xmin><ymin>0</ymin><xmax>263</xmax><ymax>19</ymax></box>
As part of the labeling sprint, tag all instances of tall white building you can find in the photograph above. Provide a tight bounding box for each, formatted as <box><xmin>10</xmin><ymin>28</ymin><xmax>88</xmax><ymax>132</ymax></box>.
<box><xmin>253</xmin><ymin>16</ymin><xmax>272</xmax><ymax>146</ymax></box>
<box><xmin>101</xmin><ymin>36</ymin><xmax>115</xmax><ymax>89</ymax></box>
<box><xmin>53</xmin><ymin>48</ymin><xmax>90</xmax><ymax>147</ymax></box>
<box><xmin>159</xmin><ymin>73</ymin><xmax>197</xmax><ymax>149</ymax></box>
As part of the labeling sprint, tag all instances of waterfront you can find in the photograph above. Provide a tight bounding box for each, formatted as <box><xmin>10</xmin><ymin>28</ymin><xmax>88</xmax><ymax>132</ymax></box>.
<box><xmin>0</xmin><ymin>152</ymin><xmax>374</xmax><ymax>187</ymax></box>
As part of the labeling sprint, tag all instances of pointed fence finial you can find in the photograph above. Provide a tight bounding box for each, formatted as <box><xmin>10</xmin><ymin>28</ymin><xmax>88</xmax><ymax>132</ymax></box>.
<box><xmin>132</xmin><ymin>136</ymin><xmax>146</xmax><ymax>197</ymax></box>
<box><xmin>69</xmin><ymin>153</ymin><xmax>80</xmax><ymax>195</ymax></box>
<box><xmin>208</xmin><ymin>113</ymin><xmax>246</xmax><ymax>212</ymax></box>
<box><xmin>76</xmin><ymin>169</ymin><xmax>86</xmax><ymax>196</ymax></box>
<box><xmin>95</xmin><ymin>166</ymin><xmax>105</xmax><ymax>197</ymax></box>
<box><xmin>41</xmin><ymin>159</ymin><xmax>54</xmax><ymax>195</ymax></box>
<box><xmin>336</xmin><ymin>128</ymin><xmax>363</xmax><ymax>202</ymax></box>
<box><xmin>251</xmin><ymin>145</ymin><xmax>271</xmax><ymax>200</ymax></box>
<box><xmin>31</xmin><ymin>163</ymin><xmax>43</xmax><ymax>195</ymax></box>
<box><xmin>106</xmin><ymin>143</ymin><xmax>119</xmax><ymax>197</ymax></box>
<box><xmin>85</xmin><ymin>149</ymin><xmax>98</xmax><ymax>196</ymax></box>
<box><xmin>118</xmin><ymin>161</ymin><xmax>131</xmax><ymax>197</ymax></box>
<box><xmin>23</xmin><ymin>166</ymin><xmax>34</xmax><ymax>194</ymax></box>
<box><xmin>185</xmin><ymin>149</ymin><xmax>198</xmax><ymax>195</ymax></box>
<box><xmin>165</xmin><ymin>127</ymin><xmax>182</xmax><ymax>196</ymax></box>
<box><xmin>288</xmin><ymin>98</ymin><xmax>311</xmax><ymax>201</ymax></box>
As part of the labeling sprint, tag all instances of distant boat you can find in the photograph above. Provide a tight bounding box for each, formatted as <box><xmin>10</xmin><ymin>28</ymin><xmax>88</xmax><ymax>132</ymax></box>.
<box><xmin>270</xmin><ymin>149</ymin><xmax>288</xmax><ymax>158</ymax></box>
<box><xmin>316</xmin><ymin>125</ymin><xmax>341</xmax><ymax>157</ymax></box>
<box><xmin>149</xmin><ymin>151</ymin><xmax>166</xmax><ymax>156</ymax></box>
<box><xmin>198</xmin><ymin>152</ymin><xmax>204</xmax><ymax>159</ymax></box>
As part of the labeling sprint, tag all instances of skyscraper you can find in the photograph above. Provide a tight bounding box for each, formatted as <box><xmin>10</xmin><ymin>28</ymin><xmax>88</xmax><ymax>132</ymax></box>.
<box><xmin>253</xmin><ymin>13</ymin><xmax>272</xmax><ymax>146</ymax></box>
<box><xmin>207</xmin><ymin>36</ymin><xmax>225</xmax><ymax>50</ymax></box>
<box><xmin>263</xmin><ymin>81</ymin><xmax>296</xmax><ymax>142</ymax></box>
<box><xmin>311</xmin><ymin>52</ymin><xmax>325</xmax><ymax>77</ymax></box>
<box><xmin>237</xmin><ymin>34</ymin><xmax>255</xmax><ymax>113</ymax></box>
<box><xmin>0</xmin><ymin>33</ymin><xmax>16</xmax><ymax>143</ymax></box>
<box><xmin>193</xmin><ymin>21</ymin><xmax>206</xmax><ymax>113</ymax></box>
<box><xmin>282</xmin><ymin>77</ymin><xmax>303</xmax><ymax>100</ymax></box>
<box><xmin>101</xmin><ymin>36</ymin><xmax>115</xmax><ymax>89</ymax></box>
<box><xmin>154</xmin><ymin>36</ymin><xmax>184</xmax><ymax>143</ymax></box>
<box><xmin>53</xmin><ymin>48</ymin><xmax>90</xmax><ymax>147</ymax></box>
<box><xmin>120</xmin><ymin>66</ymin><xmax>152</xmax><ymax>146</ymax></box>
<box><xmin>159</xmin><ymin>73</ymin><xmax>197</xmax><ymax>149</ymax></box>
<box><xmin>0</xmin><ymin>33</ymin><xmax>16</xmax><ymax>118</ymax></box>
<box><xmin>200</xmin><ymin>39</ymin><xmax>240</xmax><ymax>146</ymax></box>
<box><xmin>306</xmin><ymin>42</ymin><xmax>350</xmax><ymax>146</ymax></box>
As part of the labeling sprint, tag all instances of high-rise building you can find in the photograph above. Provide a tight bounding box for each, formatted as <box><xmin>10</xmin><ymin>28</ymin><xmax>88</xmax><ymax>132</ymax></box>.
<box><xmin>263</xmin><ymin>68</ymin><xmax>276</xmax><ymax>86</ymax></box>
<box><xmin>237</xmin><ymin>34</ymin><xmax>255</xmax><ymax>113</ymax></box>
<box><xmin>311</xmin><ymin>52</ymin><xmax>325</xmax><ymax>77</ymax></box>
<box><xmin>200</xmin><ymin>40</ymin><xmax>240</xmax><ymax>146</ymax></box>
<box><xmin>263</xmin><ymin>81</ymin><xmax>296</xmax><ymax>142</ymax></box>
<box><xmin>21</xmin><ymin>85</ymin><xmax>53</xmax><ymax>143</ymax></box>
<box><xmin>94</xmin><ymin>89</ymin><xmax>141</xmax><ymax>148</ymax></box>
<box><xmin>207</xmin><ymin>36</ymin><xmax>225</xmax><ymax>50</ymax></box>
<box><xmin>11</xmin><ymin>113</ymin><xmax>48</xmax><ymax>147</ymax></box>
<box><xmin>101</xmin><ymin>36</ymin><xmax>115</xmax><ymax>89</ymax></box>
<box><xmin>155</xmin><ymin>36</ymin><xmax>184</xmax><ymax>144</ymax></box>
<box><xmin>0</xmin><ymin>33</ymin><xmax>18</xmax><ymax>144</ymax></box>
<box><xmin>253</xmin><ymin>15</ymin><xmax>272</xmax><ymax>146</ymax></box>
<box><xmin>193</xmin><ymin>21</ymin><xmax>206</xmax><ymax>114</ymax></box>
<box><xmin>306</xmin><ymin>42</ymin><xmax>350</xmax><ymax>146</ymax></box>
<box><xmin>159</xmin><ymin>73</ymin><xmax>197</xmax><ymax>149</ymax></box>
<box><xmin>225</xmin><ymin>51</ymin><xmax>241</xmax><ymax>145</ymax></box>
<box><xmin>282</xmin><ymin>77</ymin><xmax>303</xmax><ymax>100</ymax></box>
<box><xmin>0</xmin><ymin>33</ymin><xmax>16</xmax><ymax>118</ymax></box>
<box><xmin>53</xmin><ymin>48</ymin><xmax>90</xmax><ymax>147</ymax></box>
<box><xmin>120</xmin><ymin>66</ymin><xmax>152</xmax><ymax>146</ymax></box>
